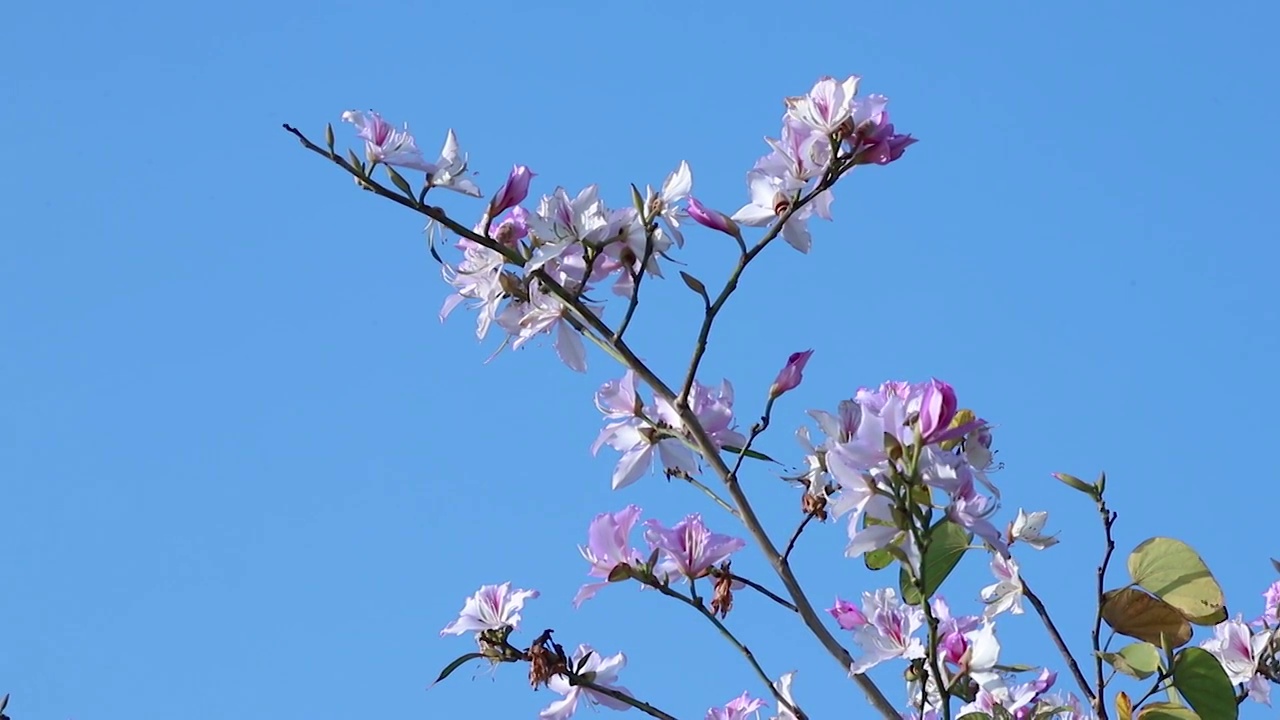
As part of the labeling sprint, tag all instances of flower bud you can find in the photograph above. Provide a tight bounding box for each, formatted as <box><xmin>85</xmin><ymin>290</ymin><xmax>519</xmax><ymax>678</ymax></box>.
<box><xmin>769</xmin><ymin>349</ymin><xmax>813</xmax><ymax>399</ymax></box>
<box><xmin>686</xmin><ymin>197</ymin><xmax>741</xmax><ymax>239</ymax></box>
<box><xmin>488</xmin><ymin>165</ymin><xmax>535</xmax><ymax>217</ymax></box>
<box><xmin>828</xmin><ymin>597</ymin><xmax>868</xmax><ymax>630</ymax></box>
<box><xmin>917</xmin><ymin>378</ymin><xmax>957</xmax><ymax>442</ymax></box>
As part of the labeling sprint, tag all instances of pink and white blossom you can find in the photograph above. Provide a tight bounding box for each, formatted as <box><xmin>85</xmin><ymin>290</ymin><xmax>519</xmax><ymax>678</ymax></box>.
<box><xmin>540</xmin><ymin>644</ymin><xmax>632</xmax><ymax>720</ymax></box>
<box><xmin>340</xmin><ymin>110</ymin><xmax>436</xmax><ymax>172</ymax></box>
<box><xmin>1009</xmin><ymin>509</ymin><xmax>1059</xmax><ymax>550</ymax></box>
<box><xmin>785</xmin><ymin>75</ymin><xmax>861</xmax><ymax>135</ymax></box>
<box><xmin>425</xmin><ymin>129</ymin><xmax>481</xmax><ymax>197</ymax></box>
<box><xmin>1202</xmin><ymin>616</ymin><xmax>1274</xmax><ymax>705</ymax></box>
<box><xmin>705</xmin><ymin>692</ymin><xmax>766</xmax><ymax>720</ymax></box>
<box><xmin>574</xmin><ymin>505</ymin><xmax>646</xmax><ymax>607</ymax></box>
<box><xmin>647</xmin><ymin>161</ymin><xmax>693</xmax><ymax>248</ymax></box>
<box><xmin>981</xmin><ymin>553</ymin><xmax>1024</xmax><ymax>619</ymax></box>
<box><xmin>844</xmin><ymin>588</ymin><xmax>926</xmax><ymax>674</ymax></box>
<box><xmin>440</xmin><ymin>582</ymin><xmax>539</xmax><ymax>636</ymax></box>
<box><xmin>643</xmin><ymin>513</ymin><xmax>745</xmax><ymax>580</ymax></box>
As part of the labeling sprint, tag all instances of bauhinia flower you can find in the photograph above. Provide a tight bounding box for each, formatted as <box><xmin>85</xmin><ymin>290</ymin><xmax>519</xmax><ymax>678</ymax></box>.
<box><xmin>844</xmin><ymin>588</ymin><xmax>926</xmax><ymax>674</ymax></box>
<box><xmin>705</xmin><ymin>692</ymin><xmax>767</xmax><ymax>720</ymax></box>
<box><xmin>340</xmin><ymin>110</ymin><xmax>436</xmax><ymax>172</ymax></box>
<box><xmin>959</xmin><ymin>668</ymin><xmax>1057</xmax><ymax>718</ymax></box>
<box><xmin>425</xmin><ymin>129</ymin><xmax>481</xmax><ymax>197</ymax></box>
<box><xmin>643</xmin><ymin>513</ymin><xmax>745</xmax><ymax>580</ymax></box>
<box><xmin>646</xmin><ymin>161</ymin><xmax>693</xmax><ymax>247</ymax></box>
<box><xmin>655</xmin><ymin>379</ymin><xmax>747</xmax><ymax>452</ymax></box>
<box><xmin>504</xmin><ymin>281</ymin><xmax>596</xmax><ymax>372</ymax></box>
<box><xmin>440</xmin><ymin>582</ymin><xmax>539</xmax><ymax>636</ymax></box>
<box><xmin>540</xmin><ymin>644</ymin><xmax>632</xmax><ymax>720</ymax></box>
<box><xmin>591</xmin><ymin>372</ymin><xmax>697</xmax><ymax>489</ymax></box>
<box><xmin>573</xmin><ymin>505</ymin><xmax>646</xmax><ymax>607</ymax></box>
<box><xmin>1258</xmin><ymin>580</ymin><xmax>1280</xmax><ymax>627</ymax></box>
<box><xmin>731</xmin><ymin>163</ymin><xmax>817</xmax><ymax>253</ymax></box>
<box><xmin>769</xmin><ymin>350</ymin><xmax>813</xmax><ymax>399</ymax></box>
<box><xmin>1202</xmin><ymin>616</ymin><xmax>1274</xmax><ymax>705</ymax></box>
<box><xmin>1009</xmin><ymin>509</ymin><xmax>1059</xmax><ymax>550</ymax></box>
<box><xmin>981</xmin><ymin>553</ymin><xmax>1025</xmax><ymax>619</ymax></box>
<box><xmin>785</xmin><ymin>75</ymin><xmax>862</xmax><ymax>135</ymax></box>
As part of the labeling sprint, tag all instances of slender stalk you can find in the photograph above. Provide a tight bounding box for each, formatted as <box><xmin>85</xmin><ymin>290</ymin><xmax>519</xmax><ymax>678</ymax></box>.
<box><xmin>710</xmin><ymin>568</ymin><xmax>798</xmax><ymax>612</ymax></box>
<box><xmin>1021</xmin><ymin>578</ymin><xmax>1096</xmax><ymax>705</ymax></box>
<box><xmin>651</xmin><ymin>582</ymin><xmax>806</xmax><ymax>719</ymax></box>
<box><xmin>572</xmin><ymin>677</ymin><xmax>678</xmax><ymax>720</ymax></box>
<box><xmin>1093</xmin><ymin>501</ymin><xmax>1118</xmax><ymax>720</ymax></box>
<box><xmin>782</xmin><ymin>513</ymin><xmax>816</xmax><ymax>563</ymax></box>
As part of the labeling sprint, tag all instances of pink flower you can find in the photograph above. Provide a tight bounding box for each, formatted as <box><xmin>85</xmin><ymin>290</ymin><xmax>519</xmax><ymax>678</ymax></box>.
<box><xmin>573</xmin><ymin>505</ymin><xmax>646</xmax><ymax>607</ymax></box>
<box><xmin>784</xmin><ymin>75</ymin><xmax>861</xmax><ymax>135</ymax></box>
<box><xmin>340</xmin><ymin>110</ymin><xmax>436</xmax><ymax>172</ymax></box>
<box><xmin>846</xmin><ymin>588</ymin><xmax>926</xmax><ymax>674</ymax></box>
<box><xmin>1202</xmin><ymin>616</ymin><xmax>1273</xmax><ymax>705</ymax></box>
<box><xmin>440</xmin><ymin>582</ymin><xmax>539</xmax><ymax>636</ymax></box>
<box><xmin>643</xmin><ymin>514</ymin><xmax>745</xmax><ymax>580</ymax></box>
<box><xmin>769</xmin><ymin>350</ymin><xmax>813</xmax><ymax>398</ymax></box>
<box><xmin>706</xmin><ymin>692</ymin><xmax>767</xmax><ymax>720</ymax></box>
<box><xmin>540</xmin><ymin>644</ymin><xmax>633</xmax><ymax>719</ymax></box>
<box><xmin>489</xmin><ymin>165</ymin><xmax>535</xmax><ymax>217</ymax></box>
<box><xmin>687</xmin><ymin>197</ymin><xmax>742</xmax><ymax>239</ymax></box>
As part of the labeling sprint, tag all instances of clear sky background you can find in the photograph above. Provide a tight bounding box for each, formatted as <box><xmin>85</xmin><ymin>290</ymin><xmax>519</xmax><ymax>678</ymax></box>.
<box><xmin>3</xmin><ymin>1</ymin><xmax>1278</xmax><ymax>718</ymax></box>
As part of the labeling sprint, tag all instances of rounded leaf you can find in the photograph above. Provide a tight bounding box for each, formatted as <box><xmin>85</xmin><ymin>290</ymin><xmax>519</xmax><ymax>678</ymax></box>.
<box><xmin>1136</xmin><ymin>703</ymin><xmax>1199</xmax><ymax>720</ymax></box>
<box><xmin>1173</xmin><ymin>647</ymin><xmax>1237</xmax><ymax>720</ymax></box>
<box><xmin>901</xmin><ymin>520</ymin><xmax>971</xmax><ymax>604</ymax></box>
<box><xmin>1102</xmin><ymin>641</ymin><xmax>1162</xmax><ymax>680</ymax></box>
<box><xmin>1128</xmin><ymin>538</ymin><xmax>1225</xmax><ymax>621</ymax></box>
<box><xmin>1101</xmin><ymin>588</ymin><xmax>1192</xmax><ymax>647</ymax></box>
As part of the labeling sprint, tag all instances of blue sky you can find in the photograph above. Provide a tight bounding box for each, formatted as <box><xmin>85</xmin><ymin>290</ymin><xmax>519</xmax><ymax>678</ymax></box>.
<box><xmin>3</xmin><ymin>1</ymin><xmax>1279</xmax><ymax>718</ymax></box>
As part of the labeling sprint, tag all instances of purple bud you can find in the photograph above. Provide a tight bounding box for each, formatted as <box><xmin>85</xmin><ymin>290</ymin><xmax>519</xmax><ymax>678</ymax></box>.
<box><xmin>687</xmin><ymin>197</ymin><xmax>741</xmax><ymax>239</ymax></box>
<box><xmin>769</xmin><ymin>349</ymin><xmax>813</xmax><ymax>399</ymax></box>
<box><xmin>488</xmin><ymin>165</ymin><xmax>535</xmax><ymax>217</ymax></box>
<box><xmin>828</xmin><ymin>597</ymin><xmax>868</xmax><ymax>630</ymax></box>
<box><xmin>918</xmin><ymin>378</ymin><xmax>958</xmax><ymax>442</ymax></box>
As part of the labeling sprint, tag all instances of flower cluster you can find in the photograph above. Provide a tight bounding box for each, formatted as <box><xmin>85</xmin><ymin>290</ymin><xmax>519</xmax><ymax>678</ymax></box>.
<box><xmin>573</xmin><ymin>505</ymin><xmax>745</xmax><ymax>606</ymax></box>
<box><xmin>794</xmin><ymin>379</ymin><xmax>1010</xmax><ymax>568</ymax></box>
<box><xmin>340</xmin><ymin>76</ymin><xmax>912</xmax><ymax>377</ymax></box>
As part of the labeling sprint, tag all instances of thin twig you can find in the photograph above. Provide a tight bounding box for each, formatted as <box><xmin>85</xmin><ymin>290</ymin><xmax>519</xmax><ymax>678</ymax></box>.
<box><xmin>782</xmin><ymin>513</ymin><xmax>816</xmax><ymax>563</ymax></box>
<box><xmin>571</xmin><ymin>677</ymin><xmax>678</xmax><ymax>720</ymax></box>
<box><xmin>1022</xmin><ymin>577</ymin><xmax>1096</xmax><ymax>706</ymax></box>
<box><xmin>709</xmin><ymin>568</ymin><xmax>798</xmax><ymax>612</ymax></box>
<box><xmin>651</xmin><ymin>582</ymin><xmax>806</xmax><ymax>719</ymax></box>
<box><xmin>1093</xmin><ymin>501</ymin><xmax>1118</xmax><ymax>720</ymax></box>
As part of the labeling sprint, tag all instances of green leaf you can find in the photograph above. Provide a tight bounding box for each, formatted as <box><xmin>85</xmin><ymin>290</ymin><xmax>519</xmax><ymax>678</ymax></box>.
<box><xmin>957</xmin><ymin>714</ymin><xmax>993</xmax><ymax>720</ymax></box>
<box><xmin>1102</xmin><ymin>641</ymin><xmax>1162</xmax><ymax>680</ymax></box>
<box><xmin>1129</xmin><ymin>538</ymin><xmax>1225</xmax><ymax>622</ymax></box>
<box><xmin>1172</xmin><ymin>647</ymin><xmax>1237</xmax><ymax>720</ymax></box>
<box><xmin>1052</xmin><ymin>471</ymin><xmax>1098</xmax><ymax>497</ymax></box>
<box><xmin>865</xmin><ymin>548</ymin><xmax>894</xmax><ymax>571</ymax></box>
<box><xmin>720</xmin><ymin>445</ymin><xmax>777</xmax><ymax>464</ymax></box>
<box><xmin>430</xmin><ymin>652</ymin><xmax>487</xmax><ymax>688</ymax></box>
<box><xmin>1101</xmin><ymin>588</ymin><xmax>1192</xmax><ymax>646</ymax></box>
<box><xmin>900</xmin><ymin>520</ymin><xmax>971</xmax><ymax>604</ymax></box>
<box><xmin>991</xmin><ymin>707</ymin><xmax>1016</xmax><ymax>720</ymax></box>
<box><xmin>1137</xmin><ymin>701</ymin><xmax>1200</xmax><ymax>719</ymax></box>
<box><xmin>1185</xmin><ymin>606</ymin><xmax>1228</xmax><ymax>627</ymax></box>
